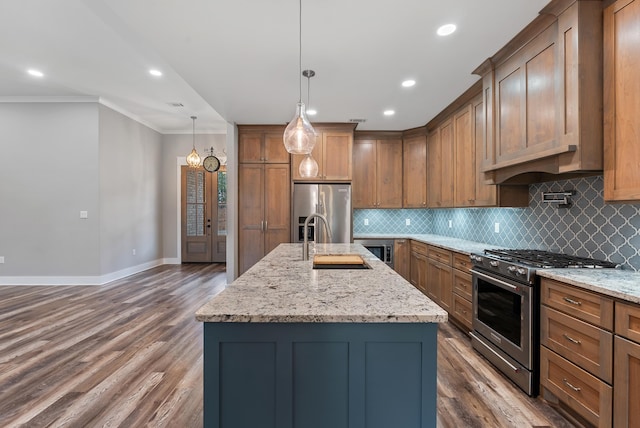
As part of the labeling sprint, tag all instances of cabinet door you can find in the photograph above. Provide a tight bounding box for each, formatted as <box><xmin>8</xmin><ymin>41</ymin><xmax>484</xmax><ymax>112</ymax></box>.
<box><xmin>604</xmin><ymin>0</ymin><xmax>640</xmax><ymax>202</ymax></box>
<box><xmin>410</xmin><ymin>251</ymin><xmax>427</xmax><ymax>294</ymax></box>
<box><xmin>376</xmin><ymin>139</ymin><xmax>403</xmax><ymax>208</ymax></box>
<box><xmin>352</xmin><ymin>140</ymin><xmax>377</xmax><ymax>208</ymax></box>
<box><xmin>425</xmin><ymin>259</ymin><xmax>440</xmax><ymax>303</ymax></box>
<box><xmin>394</xmin><ymin>239</ymin><xmax>410</xmax><ymax>281</ymax></box>
<box><xmin>454</xmin><ymin>105</ymin><xmax>475</xmax><ymax>207</ymax></box>
<box><xmin>264</xmin><ymin>133</ymin><xmax>290</xmax><ymax>163</ymax></box>
<box><xmin>403</xmin><ymin>135</ymin><xmax>427</xmax><ymax>207</ymax></box>
<box><xmin>428</xmin><ymin>121</ymin><xmax>454</xmax><ymax>208</ymax></box>
<box><xmin>614</xmin><ymin>335</ymin><xmax>640</xmax><ymax>428</ymax></box>
<box><xmin>238</xmin><ymin>164</ymin><xmax>265</xmax><ymax>274</ymax></box>
<box><xmin>239</xmin><ymin>133</ymin><xmax>264</xmax><ymax>163</ymax></box>
<box><xmin>264</xmin><ymin>164</ymin><xmax>290</xmax><ymax>255</ymax></box>
<box><xmin>323</xmin><ymin>132</ymin><xmax>352</xmax><ymax>180</ymax></box>
<box><xmin>472</xmin><ymin>95</ymin><xmax>499</xmax><ymax>206</ymax></box>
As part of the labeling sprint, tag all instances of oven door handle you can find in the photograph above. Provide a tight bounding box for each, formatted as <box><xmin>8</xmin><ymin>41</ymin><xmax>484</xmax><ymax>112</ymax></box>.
<box><xmin>470</xmin><ymin>332</ymin><xmax>520</xmax><ymax>373</ymax></box>
<box><xmin>471</xmin><ymin>269</ymin><xmax>519</xmax><ymax>292</ymax></box>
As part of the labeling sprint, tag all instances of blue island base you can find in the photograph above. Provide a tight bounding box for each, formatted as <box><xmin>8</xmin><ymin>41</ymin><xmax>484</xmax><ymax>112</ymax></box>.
<box><xmin>203</xmin><ymin>322</ymin><xmax>438</xmax><ymax>428</ymax></box>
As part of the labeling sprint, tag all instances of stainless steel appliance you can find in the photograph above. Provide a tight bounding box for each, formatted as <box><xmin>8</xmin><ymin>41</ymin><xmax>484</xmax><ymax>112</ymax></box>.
<box><xmin>292</xmin><ymin>183</ymin><xmax>351</xmax><ymax>244</ymax></box>
<box><xmin>353</xmin><ymin>239</ymin><xmax>394</xmax><ymax>269</ymax></box>
<box><xmin>469</xmin><ymin>249</ymin><xmax>618</xmax><ymax>397</ymax></box>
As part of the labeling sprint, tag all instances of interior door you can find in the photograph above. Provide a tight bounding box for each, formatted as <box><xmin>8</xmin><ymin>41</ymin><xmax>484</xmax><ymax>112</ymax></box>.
<box><xmin>181</xmin><ymin>166</ymin><xmax>227</xmax><ymax>263</ymax></box>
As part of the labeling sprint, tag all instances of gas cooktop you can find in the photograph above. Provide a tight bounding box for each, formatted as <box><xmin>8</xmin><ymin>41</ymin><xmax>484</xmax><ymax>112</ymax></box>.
<box><xmin>483</xmin><ymin>249</ymin><xmax>619</xmax><ymax>269</ymax></box>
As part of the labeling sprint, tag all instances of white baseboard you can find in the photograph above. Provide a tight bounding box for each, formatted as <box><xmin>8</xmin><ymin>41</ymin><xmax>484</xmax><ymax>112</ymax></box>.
<box><xmin>0</xmin><ymin>258</ymin><xmax>167</xmax><ymax>286</ymax></box>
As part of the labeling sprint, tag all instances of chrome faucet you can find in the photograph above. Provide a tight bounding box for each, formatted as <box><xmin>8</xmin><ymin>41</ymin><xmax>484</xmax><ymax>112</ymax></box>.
<box><xmin>302</xmin><ymin>213</ymin><xmax>332</xmax><ymax>261</ymax></box>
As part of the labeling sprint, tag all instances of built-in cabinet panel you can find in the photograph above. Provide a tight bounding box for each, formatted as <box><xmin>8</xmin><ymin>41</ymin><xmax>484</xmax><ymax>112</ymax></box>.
<box><xmin>402</xmin><ymin>130</ymin><xmax>427</xmax><ymax>208</ymax></box>
<box><xmin>604</xmin><ymin>0</ymin><xmax>640</xmax><ymax>202</ymax></box>
<box><xmin>353</xmin><ymin>134</ymin><xmax>403</xmax><ymax>208</ymax></box>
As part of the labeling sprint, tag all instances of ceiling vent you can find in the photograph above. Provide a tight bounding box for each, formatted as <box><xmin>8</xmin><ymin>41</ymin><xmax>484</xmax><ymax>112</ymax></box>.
<box><xmin>168</xmin><ymin>102</ymin><xmax>184</xmax><ymax>107</ymax></box>
<box><xmin>349</xmin><ymin>118</ymin><xmax>367</xmax><ymax>123</ymax></box>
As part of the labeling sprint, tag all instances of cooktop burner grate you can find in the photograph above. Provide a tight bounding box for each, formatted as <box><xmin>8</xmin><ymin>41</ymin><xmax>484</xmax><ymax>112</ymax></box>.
<box><xmin>484</xmin><ymin>249</ymin><xmax>619</xmax><ymax>269</ymax></box>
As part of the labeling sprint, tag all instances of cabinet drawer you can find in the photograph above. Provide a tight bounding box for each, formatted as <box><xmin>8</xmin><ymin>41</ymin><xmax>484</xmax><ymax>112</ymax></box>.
<box><xmin>615</xmin><ymin>300</ymin><xmax>640</xmax><ymax>344</ymax></box>
<box><xmin>540</xmin><ymin>305</ymin><xmax>613</xmax><ymax>383</ymax></box>
<box><xmin>541</xmin><ymin>279</ymin><xmax>613</xmax><ymax>330</ymax></box>
<box><xmin>540</xmin><ymin>347</ymin><xmax>612</xmax><ymax>428</ymax></box>
<box><xmin>410</xmin><ymin>240</ymin><xmax>428</xmax><ymax>256</ymax></box>
<box><xmin>452</xmin><ymin>252</ymin><xmax>472</xmax><ymax>272</ymax></box>
<box><xmin>452</xmin><ymin>269</ymin><xmax>472</xmax><ymax>301</ymax></box>
<box><xmin>452</xmin><ymin>294</ymin><xmax>472</xmax><ymax>332</ymax></box>
<box><xmin>427</xmin><ymin>245</ymin><xmax>452</xmax><ymax>265</ymax></box>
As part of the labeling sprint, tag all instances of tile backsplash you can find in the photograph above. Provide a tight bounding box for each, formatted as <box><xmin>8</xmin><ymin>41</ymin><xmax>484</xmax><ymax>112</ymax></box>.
<box><xmin>354</xmin><ymin>176</ymin><xmax>640</xmax><ymax>271</ymax></box>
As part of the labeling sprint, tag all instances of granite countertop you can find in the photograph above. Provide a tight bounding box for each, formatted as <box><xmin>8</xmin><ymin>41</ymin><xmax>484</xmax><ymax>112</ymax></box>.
<box><xmin>356</xmin><ymin>233</ymin><xmax>640</xmax><ymax>304</ymax></box>
<box><xmin>195</xmin><ymin>243</ymin><xmax>448</xmax><ymax>323</ymax></box>
<box><xmin>354</xmin><ymin>233</ymin><xmax>498</xmax><ymax>255</ymax></box>
<box><xmin>537</xmin><ymin>269</ymin><xmax>640</xmax><ymax>305</ymax></box>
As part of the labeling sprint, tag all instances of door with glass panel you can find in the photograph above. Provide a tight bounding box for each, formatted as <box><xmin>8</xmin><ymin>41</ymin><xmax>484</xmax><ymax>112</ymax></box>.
<box><xmin>181</xmin><ymin>166</ymin><xmax>227</xmax><ymax>263</ymax></box>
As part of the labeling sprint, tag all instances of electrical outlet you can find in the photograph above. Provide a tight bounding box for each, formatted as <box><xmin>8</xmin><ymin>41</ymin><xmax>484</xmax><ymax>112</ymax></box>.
<box><xmin>364</xmin><ymin>218</ymin><xmax>369</xmax><ymax>226</ymax></box>
<box><xmin>80</xmin><ymin>211</ymin><xmax>88</xmax><ymax>219</ymax></box>
<box><xmin>132</xmin><ymin>249</ymin><xmax>136</xmax><ymax>256</ymax></box>
<box><xmin>405</xmin><ymin>218</ymin><xmax>411</xmax><ymax>226</ymax></box>
<box><xmin>448</xmin><ymin>220</ymin><xmax>453</xmax><ymax>228</ymax></box>
<box><xmin>0</xmin><ymin>256</ymin><xmax>4</xmax><ymax>264</ymax></box>
<box><xmin>494</xmin><ymin>222</ymin><xmax>500</xmax><ymax>233</ymax></box>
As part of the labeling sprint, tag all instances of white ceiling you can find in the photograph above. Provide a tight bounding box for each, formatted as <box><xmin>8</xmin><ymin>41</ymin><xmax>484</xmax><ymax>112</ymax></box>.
<box><xmin>0</xmin><ymin>0</ymin><xmax>549</xmax><ymax>134</ymax></box>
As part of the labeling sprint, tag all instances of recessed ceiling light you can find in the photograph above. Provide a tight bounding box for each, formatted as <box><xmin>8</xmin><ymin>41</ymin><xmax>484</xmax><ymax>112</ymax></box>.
<box><xmin>402</xmin><ymin>79</ymin><xmax>416</xmax><ymax>88</ymax></box>
<box><xmin>383</xmin><ymin>110</ymin><xmax>395</xmax><ymax>116</ymax></box>
<box><xmin>149</xmin><ymin>69</ymin><xmax>163</xmax><ymax>77</ymax></box>
<box><xmin>307</xmin><ymin>109</ymin><xmax>317</xmax><ymax>116</ymax></box>
<box><xmin>27</xmin><ymin>69</ymin><xmax>44</xmax><ymax>78</ymax></box>
<box><xmin>437</xmin><ymin>24</ymin><xmax>457</xmax><ymax>36</ymax></box>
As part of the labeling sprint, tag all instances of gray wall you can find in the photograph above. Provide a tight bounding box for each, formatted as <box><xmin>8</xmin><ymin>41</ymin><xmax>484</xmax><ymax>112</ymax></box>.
<box><xmin>0</xmin><ymin>102</ymin><xmax>101</xmax><ymax>280</ymax></box>
<box><xmin>98</xmin><ymin>105</ymin><xmax>163</xmax><ymax>276</ymax></box>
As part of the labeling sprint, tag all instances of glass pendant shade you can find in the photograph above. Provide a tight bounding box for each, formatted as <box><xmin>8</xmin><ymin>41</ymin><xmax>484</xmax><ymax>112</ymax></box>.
<box><xmin>186</xmin><ymin>147</ymin><xmax>201</xmax><ymax>168</ymax></box>
<box><xmin>299</xmin><ymin>154</ymin><xmax>318</xmax><ymax>178</ymax></box>
<box><xmin>284</xmin><ymin>102</ymin><xmax>316</xmax><ymax>154</ymax></box>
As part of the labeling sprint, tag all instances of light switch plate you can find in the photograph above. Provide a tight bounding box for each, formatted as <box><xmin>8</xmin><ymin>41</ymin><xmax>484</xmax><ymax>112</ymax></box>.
<box><xmin>448</xmin><ymin>220</ymin><xmax>453</xmax><ymax>228</ymax></box>
<box><xmin>80</xmin><ymin>211</ymin><xmax>88</xmax><ymax>219</ymax></box>
<box><xmin>0</xmin><ymin>256</ymin><xmax>4</xmax><ymax>264</ymax></box>
<box><xmin>405</xmin><ymin>218</ymin><xmax>411</xmax><ymax>226</ymax></box>
<box><xmin>364</xmin><ymin>218</ymin><xmax>369</xmax><ymax>226</ymax></box>
<box><xmin>494</xmin><ymin>222</ymin><xmax>500</xmax><ymax>233</ymax></box>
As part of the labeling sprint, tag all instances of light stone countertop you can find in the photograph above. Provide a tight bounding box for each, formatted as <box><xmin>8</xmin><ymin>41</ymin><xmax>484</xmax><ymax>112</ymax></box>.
<box><xmin>537</xmin><ymin>269</ymin><xmax>640</xmax><ymax>305</ymax></box>
<box><xmin>356</xmin><ymin>233</ymin><xmax>640</xmax><ymax>304</ymax></box>
<box><xmin>195</xmin><ymin>243</ymin><xmax>448</xmax><ymax>323</ymax></box>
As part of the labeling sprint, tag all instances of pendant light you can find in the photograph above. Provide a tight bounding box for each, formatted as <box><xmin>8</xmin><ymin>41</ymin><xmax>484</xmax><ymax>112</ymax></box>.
<box><xmin>186</xmin><ymin>116</ymin><xmax>201</xmax><ymax>168</ymax></box>
<box><xmin>283</xmin><ymin>0</ymin><xmax>316</xmax><ymax>154</ymax></box>
<box><xmin>298</xmin><ymin>69</ymin><xmax>318</xmax><ymax>178</ymax></box>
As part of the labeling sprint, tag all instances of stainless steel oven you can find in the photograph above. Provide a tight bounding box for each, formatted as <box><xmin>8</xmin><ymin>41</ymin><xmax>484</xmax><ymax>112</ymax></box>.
<box><xmin>354</xmin><ymin>239</ymin><xmax>393</xmax><ymax>269</ymax></box>
<box><xmin>470</xmin><ymin>268</ymin><xmax>537</xmax><ymax>396</ymax></box>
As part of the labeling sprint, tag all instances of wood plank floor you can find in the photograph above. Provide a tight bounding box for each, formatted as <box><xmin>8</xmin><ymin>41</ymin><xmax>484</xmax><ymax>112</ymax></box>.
<box><xmin>0</xmin><ymin>264</ymin><xmax>574</xmax><ymax>428</ymax></box>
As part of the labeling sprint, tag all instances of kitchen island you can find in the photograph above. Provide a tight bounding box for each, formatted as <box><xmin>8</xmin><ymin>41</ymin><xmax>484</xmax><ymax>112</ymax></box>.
<box><xmin>196</xmin><ymin>243</ymin><xmax>447</xmax><ymax>428</ymax></box>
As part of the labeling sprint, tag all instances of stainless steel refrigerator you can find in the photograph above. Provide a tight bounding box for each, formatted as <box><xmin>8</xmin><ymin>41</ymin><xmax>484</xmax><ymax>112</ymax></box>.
<box><xmin>292</xmin><ymin>183</ymin><xmax>352</xmax><ymax>244</ymax></box>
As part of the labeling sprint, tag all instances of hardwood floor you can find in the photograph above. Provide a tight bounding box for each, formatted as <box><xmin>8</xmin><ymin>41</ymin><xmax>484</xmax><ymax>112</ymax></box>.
<box><xmin>0</xmin><ymin>264</ymin><xmax>573</xmax><ymax>428</ymax></box>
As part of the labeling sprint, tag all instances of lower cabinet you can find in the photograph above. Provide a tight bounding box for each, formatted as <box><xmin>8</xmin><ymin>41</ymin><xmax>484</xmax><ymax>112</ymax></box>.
<box><xmin>393</xmin><ymin>239</ymin><xmax>410</xmax><ymax>281</ymax></box>
<box><xmin>614</xmin><ymin>301</ymin><xmax>640</xmax><ymax>428</ymax></box>
<box><xmin>409</xmin><ymin>241</ymin><xmax>427</xmax><ymax>294</ymax></box>
<box><xmin>451</xmin><ymin>253</ymin><xmax>473</xmax><ymax>332</ymax></box>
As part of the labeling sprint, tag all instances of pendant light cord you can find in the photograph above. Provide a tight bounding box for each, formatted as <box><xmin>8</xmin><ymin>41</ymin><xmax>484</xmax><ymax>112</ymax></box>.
<box><xmin>191</xmin><ymin>116</ymin><xmax>196</xmax><ymax>149</ymax></box>
<box><xmin>298</xmin><ymin>0</ymin><xmax>302</xmax><ymax>103</ymax></box>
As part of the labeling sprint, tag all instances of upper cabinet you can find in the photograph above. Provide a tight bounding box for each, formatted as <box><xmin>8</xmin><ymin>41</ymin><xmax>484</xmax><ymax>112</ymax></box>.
<box><xmin>353</xmin><ymin>132</ymin><xmax>403</xmax><ymax>208</ymax></box>
<box><xmin>427</xmin><ymin>119</ymin><xmax>454</xmax><ymax>208</ymax></box>
<box><xmin>291</xmin><ymin>123</ymin><xmax>356</xmax><ymax>181</ymax></box>
<box><xmin>402</xmin><ymin>128</ymin><xmax>428</xmax><ymax>208</ymax></box>
<box><xmin>474</xmin><ymin>0</ymin><xmax>603</xmax><ymax>184</ymax></box>
<box><xmin>604</xmin><ymin>0</ymin><xmax>640</xmax><ymax>202</ymax></box>
<box><xmin>238</xmin><ymin>125</ymin><xmax>290</xmax><ymax>164</ymax></box>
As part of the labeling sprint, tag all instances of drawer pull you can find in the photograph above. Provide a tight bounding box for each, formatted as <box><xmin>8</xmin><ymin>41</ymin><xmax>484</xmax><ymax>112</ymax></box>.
<box><xmin>562</xmin><ymin>378</ymin><xmax>581</xmax><ymax>393</ymax></box>
<box><xmin>563</xmin><ymin>297</ymin><xmax>582</xmax><ymax>306</ymax></box>
<box><xmin>562</xmin><ymin>333</ymin><xmax>581</xmax><ymax>345</ymax></box>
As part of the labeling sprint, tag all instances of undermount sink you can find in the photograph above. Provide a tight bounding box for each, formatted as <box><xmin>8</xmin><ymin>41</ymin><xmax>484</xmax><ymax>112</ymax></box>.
<box><xmin>312</xmin><ymin>254</ymin><xmax>371</xmax><ymax>270</ymax></box>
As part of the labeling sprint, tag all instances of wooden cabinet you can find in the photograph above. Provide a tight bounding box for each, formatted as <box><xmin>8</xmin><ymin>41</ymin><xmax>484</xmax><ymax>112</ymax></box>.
<box><xmin>425</xmin><ymin>246</ymin><xmax>453</xmax><ymax>312</ymax></box>
<box><xmin>540</xmin><ymin>278</ymin><xmax>614</xmax><ymax>428</ymax></box>
<box><xmin>473</xmin><ymin>0</ymin><xmax>603</xmax><ymax>184</ymax></box>
<box><xmin>393</xmin><ymin>239</ymin><xmax>410</xmax><ymax>281</ymax></box>
<box><xmin>238</xmin><ymin>164</ymin><xmax>290</xmax><ymax>275</ymax></box>
<box><xmin>292</xmin><ymin>124</ymin><xmax>355</xmax><ymax>181</ymax></box>
<box><xmin>451</xmin><ymin>252</ymin><xmax>472</xmax><ymax>332</ymax></box>
<box><xmin>604</xmin><ymin>0</ymin><xmax>640</xmax><ymax>202</ymax></box>
<box><xmin>402</xmin><ymin>128</ymin><xmax>427</xmax><ymax>208</ymax></box>
<box><xmin>352</xmin><ymin>134</ymin><xmax>403</xmax><ymax>208</ymax></box>
<box><xmin>409</xmin><ymin>241</ymin><xmax>428</xmax><ymax>294</ymax></box>
<box><xmin>427</xmin><ymin>121</ymin><xmax>454</xmax><ymax>208</ymax></box>
<box><xmin>614</xmin><ymin>301</ymin><xmax>640</xmax><ymax>428</ymax></box>
<box><xmin>238</xmin><ymin>127</ymin><xmax>290</xmax><ymax>164</ymax></box>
